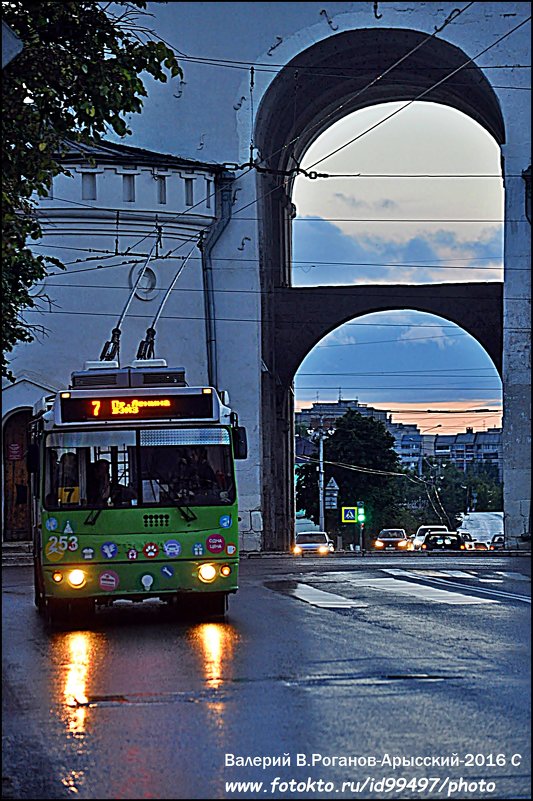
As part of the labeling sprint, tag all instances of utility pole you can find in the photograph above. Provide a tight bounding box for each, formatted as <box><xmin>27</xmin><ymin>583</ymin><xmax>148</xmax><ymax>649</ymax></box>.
<box><xmin>318</xmin><ymin>424</ymin><xmax>325</xmax><ymax>531</ymax></box>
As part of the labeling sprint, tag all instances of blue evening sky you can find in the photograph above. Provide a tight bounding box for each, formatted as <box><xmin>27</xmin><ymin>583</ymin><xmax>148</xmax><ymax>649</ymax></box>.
<box><xmin>292</xmin><ymin>101</ymin><xmax>503</xmax><ymax>432</ymax></box>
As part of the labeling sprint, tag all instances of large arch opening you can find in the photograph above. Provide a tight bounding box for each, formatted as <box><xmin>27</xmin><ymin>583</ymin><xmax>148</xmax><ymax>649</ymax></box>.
<box><xmin>254</xmin><ymin>27</ymin><xmax>505</xmax><ymax>550</ymax></box>
<box><xmin>291</xmin><ymin>101</ymin><xmax>503</xmax><ymax>289</ymax></box>
<box><xmin>294</xmin><ymin>310</ymin><xmax>503</xmax><ymax>540</ymax></box>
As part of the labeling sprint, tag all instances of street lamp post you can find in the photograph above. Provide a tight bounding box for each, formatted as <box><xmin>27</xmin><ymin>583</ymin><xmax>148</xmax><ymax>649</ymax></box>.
<box><xmin>308</xmin><ymin>418</ymin><xmax>335</xmax><ymax>532</ymax></box>
<box><xmin>461</xmin><ymin>484</ymin><xmax>470</xmax><ymax>513</ymax></box>
<box><xmin>318</xmin><ymin>432</ymin><xmax>325</xmax><ymax>531</ymax></box>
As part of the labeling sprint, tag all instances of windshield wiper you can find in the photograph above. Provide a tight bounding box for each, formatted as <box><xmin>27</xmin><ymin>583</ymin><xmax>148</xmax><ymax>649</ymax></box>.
<box><xmin>176</xmin><ymin>505</ymin><xmax>198</xmax><ymax>522</ymax></box>
<box><xmin>84</xmin><ymin>508</ymin><xmax>103</xmax><ymax>525</ymax></box>
<box><xmin>152</xmin><ymin>479</ymin><xmax>198</xmax><ymax>521</ymax></box>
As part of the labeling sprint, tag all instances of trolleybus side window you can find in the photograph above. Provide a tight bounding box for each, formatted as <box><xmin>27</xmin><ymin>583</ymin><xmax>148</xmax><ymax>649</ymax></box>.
<box><xmin>44</xmin><ymin>431</ymin><xmax>137</xmax><ymax>510</ymax></box>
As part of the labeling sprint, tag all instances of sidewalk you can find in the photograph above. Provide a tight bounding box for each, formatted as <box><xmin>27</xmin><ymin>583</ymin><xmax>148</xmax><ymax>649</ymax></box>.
<box><xmin>2</xmin><ymin>542</ymin><xmax>33</xmax><ymax>567</ymax></box>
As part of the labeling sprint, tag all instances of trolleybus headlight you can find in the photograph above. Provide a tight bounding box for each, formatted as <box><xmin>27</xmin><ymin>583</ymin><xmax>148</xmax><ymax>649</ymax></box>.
<box><xmin>67</xmin><ymin>569</ymin><xmax>86</xmax><ymax>588</ymax></box>
<box><xmin>52</xmin><ymin>571</ymin><xmax>63</xmax><ymax>583</ymax></box>
<box><xmin>220</xmin><ymin>564</ymin><xmax>232</xmax><ymax>577</ymax></box>
<box><xmin>198</xmin><ymin>563</ymin><xmax>217</xmax><ymax>583</ymax></box>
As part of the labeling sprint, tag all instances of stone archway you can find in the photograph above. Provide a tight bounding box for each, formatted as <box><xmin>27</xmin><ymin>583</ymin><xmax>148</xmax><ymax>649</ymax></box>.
<box><xmin>254</xmin><ymin>27</ymin><xmax>505</xmax><ymax>550</ymax></box>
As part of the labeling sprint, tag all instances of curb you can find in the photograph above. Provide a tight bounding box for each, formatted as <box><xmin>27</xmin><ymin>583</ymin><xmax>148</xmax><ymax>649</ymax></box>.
<box><xmin>2</xmin><ymin>543</ymin><xmax>530</xmax><ymax>567</ymax></box>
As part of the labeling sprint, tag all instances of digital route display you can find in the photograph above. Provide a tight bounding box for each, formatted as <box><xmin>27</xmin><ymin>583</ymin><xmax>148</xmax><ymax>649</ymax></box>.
<box><xmin>59</xmin><ymin>391</ymin><xmax>214</xmax><ymax>423</ymax></box>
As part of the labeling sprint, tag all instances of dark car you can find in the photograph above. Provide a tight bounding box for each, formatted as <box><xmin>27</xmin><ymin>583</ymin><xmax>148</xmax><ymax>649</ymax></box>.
<box><xmin>372</xmin><ymin>529</ymin><xmax>411</xmax><ymax>551</ymax></box>
<box><xmin>489</xmin><ymin>534</ymin><xmax>505</xmax><ymax>550</ymax></box>
<box><xmin>420</xmin><ymin>532</ymin><xmax>465</xmax><ymax>552</ymax></box>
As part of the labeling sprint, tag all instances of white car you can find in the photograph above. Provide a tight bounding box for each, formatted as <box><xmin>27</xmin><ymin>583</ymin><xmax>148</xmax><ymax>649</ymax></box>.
<box><xmin>293</xmin><ymin>531</ymin><xmax>335</xmax><ymax>556</ymax></box>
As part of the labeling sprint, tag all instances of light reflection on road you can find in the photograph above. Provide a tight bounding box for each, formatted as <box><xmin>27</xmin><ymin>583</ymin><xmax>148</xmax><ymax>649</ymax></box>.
<box><xmin>58</xmin><ymin>630</ymin><xmax>103</xmax><ymax>795</ymax></box>
<box><xmin>63</xmin><ymin>632</ymin><xmax>91</xmax><ymax>731</ymax></box>
<box><xmin>189</xmin><ymin>622</ymin><xmax>239</xmax><ymax>689</ymax></box>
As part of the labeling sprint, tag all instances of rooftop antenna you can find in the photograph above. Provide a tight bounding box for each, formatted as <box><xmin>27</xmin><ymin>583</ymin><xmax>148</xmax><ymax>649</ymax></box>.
<box><xmin>136</xmin><ymin>245</ymin><xmax>196</xmax><ymax>360</ymax></box>
<box><xmin>99</xmin><ymin>230</ymin><xmax>161</xmax><ymax>364</ymax></box>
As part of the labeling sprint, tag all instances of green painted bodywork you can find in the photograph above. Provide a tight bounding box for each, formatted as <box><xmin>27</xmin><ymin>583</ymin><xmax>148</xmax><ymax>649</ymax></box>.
<box><xmin>38</xmin><ymin>504</ymin><xmax>239</xmax><ymax>599</ymax></box>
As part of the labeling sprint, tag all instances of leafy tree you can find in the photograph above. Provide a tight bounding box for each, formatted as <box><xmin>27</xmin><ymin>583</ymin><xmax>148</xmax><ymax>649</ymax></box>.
<box><xmin>295</xmin><ymin>410</ymin><xmax>408</xmax><ymax>546</ymax></box>
<box><xmin>466</xmin><ymin>462</ymin><xmax>503</xmax><ymax>511</ymax></box>
<box><xmin>417</xmin><ymin>460</ymin><xmax>503</xmax><ymax>528</ymax></box>
<box><xmin>295</xmin><ymin>422</ymin><xmax>310</xmax><ymax>438</ymax></box>
<box><xmin>2</xmin><ymin>1</ymin><xmax>181</xmax><ymax>379</ymax></box>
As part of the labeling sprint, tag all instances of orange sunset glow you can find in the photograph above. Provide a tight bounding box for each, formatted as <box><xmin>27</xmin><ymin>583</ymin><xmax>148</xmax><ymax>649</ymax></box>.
<box><xmin>295</xmin><ymin>399</ymin><xmax>502</xmax><ymax>434</ymax></box>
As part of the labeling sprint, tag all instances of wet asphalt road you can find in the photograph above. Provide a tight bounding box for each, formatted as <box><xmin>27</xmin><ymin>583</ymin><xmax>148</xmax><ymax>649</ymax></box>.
<box><xmin>2</xmin><ymin>554</ymin><xmax>531</xmax><ymax>800</ymax></box>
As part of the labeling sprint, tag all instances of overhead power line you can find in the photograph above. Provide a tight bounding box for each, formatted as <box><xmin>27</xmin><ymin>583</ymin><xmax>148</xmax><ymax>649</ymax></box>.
<box><xmin>46</xmin><ymin>2</ymin><xmax>500</xmax><ymax>259</ymax></box>
<box><xmin>303</xmin><ymin>13</ymin><xmax>531</xmax><ymax>172</ymax></box>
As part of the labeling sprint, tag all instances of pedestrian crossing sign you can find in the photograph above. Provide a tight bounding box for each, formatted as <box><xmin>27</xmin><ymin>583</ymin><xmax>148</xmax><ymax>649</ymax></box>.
<box><xmin>342</xmin><ymin>507</ymin><xmax>357</xmax><ymax>523</ymax></box>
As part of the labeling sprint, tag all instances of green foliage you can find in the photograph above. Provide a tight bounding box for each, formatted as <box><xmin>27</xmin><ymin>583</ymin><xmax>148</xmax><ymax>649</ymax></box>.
<box><xmin>2</xmin><ymin>1</ymin><xmax>181</xmax><ymax>379</ymax></box>
<box><xmin>295</xmin><ymin>410</ymin><xmax>407</xmax><ymax>545</ymax></box>
<box><xmin>466</xmin><ymin>462</ymin><xmax>503</xmax><ymax>510</ymax></box>
<box><xmin>412</xmin><ymin>459</ymin><xmax>503</xmax><ymax>530</ymax></box>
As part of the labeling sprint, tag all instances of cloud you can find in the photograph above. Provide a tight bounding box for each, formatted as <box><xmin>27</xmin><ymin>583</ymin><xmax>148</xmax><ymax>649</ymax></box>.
<box><xmin>332</xmin><ymin>192</ymin><xmax>399</xmax><ymax>212</ymax></box>
<box><xmin>397</xmin><ymin>321</ymin><xmax>459</xmax><ymax>350</ymax></box>
<box><xmin>332</xmin><ymin>193</ymin><xmax>371</xmax><ymax>210</ymax></box>
<box><xmin>292</xmin><ymin>217</ymin><xmax>502</xmax><ymax>287</ymax></box>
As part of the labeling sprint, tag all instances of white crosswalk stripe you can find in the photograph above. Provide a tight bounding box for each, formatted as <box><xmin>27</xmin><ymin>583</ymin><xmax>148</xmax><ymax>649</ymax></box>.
<box><xmin>288</xmin><ymin>583</ymin><xmax>368</xmax><ymax>609</ymax></box>
<box><xmin>349</xmin><ymin>575</ymin><xmax>496</xmax><ymax>604</ymax></box>
<box><xmin>380</xmin><ymin>568</ymin><xmax>530</xmax><ymax>604</ymax></box>
<box><xmin>495</xmin><ymin>571</ymin><xmax>530</xmax><ymax>581</ymax></box>
<box><xmin>286</xmin><ymin>568</ymin><xmax>530</xmax><ymax>609</ymax></box>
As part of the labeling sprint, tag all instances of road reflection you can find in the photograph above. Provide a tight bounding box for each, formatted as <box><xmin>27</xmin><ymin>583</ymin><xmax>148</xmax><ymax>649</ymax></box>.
<box><xmin>188</xmin><ymin>622</ymin><xmax>239</xmax><ymax>689</ymax></box>
<box><xmin>63</xmin><ymin>632</ymin><xmax>91</xmax><ymax>732</ymax></box>
<box><xmin>58</xmin><ymin>630</ymin><xmax>104</xmax><ymax>794</ymax></box>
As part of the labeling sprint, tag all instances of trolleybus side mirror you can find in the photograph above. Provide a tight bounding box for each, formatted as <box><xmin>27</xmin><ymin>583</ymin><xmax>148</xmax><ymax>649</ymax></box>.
<box><xmin>232</xmin><ymin>426</ymin><xmax>248</xmax><ymax>460</ymax></box>
<box><xmin>26</xmin><ymin>444</ymin><xmax>39</xmax><ymax>473</ymax></box>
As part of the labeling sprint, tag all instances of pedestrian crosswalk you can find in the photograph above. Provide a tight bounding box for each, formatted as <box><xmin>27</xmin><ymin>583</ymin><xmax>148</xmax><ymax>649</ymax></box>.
<box><xmin>287</xmin><ymin>583</ymin><xmax>368</xmax><ymax>609</ymax></box>
<box><xmin>283</xmin><ymin>567</ymin><xmax>530</xmax><ymax>609</ymax></box>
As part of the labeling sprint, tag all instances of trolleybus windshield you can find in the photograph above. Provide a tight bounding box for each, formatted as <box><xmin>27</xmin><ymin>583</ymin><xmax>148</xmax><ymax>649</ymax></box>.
<box><xmin>44</xmin><ymin>427</ymin><xmax>235</xmax><ymax>510</ymax></box>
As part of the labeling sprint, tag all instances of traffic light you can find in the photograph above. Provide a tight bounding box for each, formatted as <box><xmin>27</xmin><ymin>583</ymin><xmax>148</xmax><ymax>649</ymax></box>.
<box><xmin>357</xmin><ymin>501</ymin><xmax>366</xmax><ymax>523</ymax></box>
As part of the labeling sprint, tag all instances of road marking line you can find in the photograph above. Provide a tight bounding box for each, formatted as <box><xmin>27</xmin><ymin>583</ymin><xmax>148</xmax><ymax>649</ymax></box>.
<box><xmin>383</xmin><ymin>570</ymin><xmax>530</xmax><ymax>604</ymax></box>
<box><xmin>384</xmin><ymin>568</ymin><xmax>476</xmax><ymax>579</ymax></box>
<box><xmin>440</xmin><ymin>570</ymin><xmax>478</xmax><ymax>578</ymax></box>
<box><xmin>345</xmin><ymin>576</ymin><xmax>496</xmax><ymax>605</ymax></box>
<box><xmin>289</xmin><ymin>583</ymin><xmax>367</xmax><ymax>608</ymax></box>
<box><xmin>495</xmin><ymin>571</ymin><xmax>530</xmax><ymax>581</ymax></box>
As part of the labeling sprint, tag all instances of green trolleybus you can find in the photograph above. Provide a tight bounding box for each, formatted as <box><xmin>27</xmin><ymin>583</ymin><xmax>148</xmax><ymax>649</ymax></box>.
<box><xmin>28</xmin><ymin>362</ymin><xmax>247</xmax><ymax>627</ymax></box>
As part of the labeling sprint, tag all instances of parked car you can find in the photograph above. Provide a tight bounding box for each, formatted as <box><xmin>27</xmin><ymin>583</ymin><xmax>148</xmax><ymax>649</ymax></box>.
<box><xmin>489</xmin><ymin>534</ymin><xmax>505</xmax><ymax>550</ymax></box>
<box><xmin>372</xmin><ymin>529</ymin><xmax>411</xmax><ymax>551</ymax></box>
<box><xmin>293</xmin><ymin>531</ymin><xmax>334</xmax><ymax>556</ymax></box>
<box><xmin>420</xmin><ymin>531</ymin><xmax>465</xmax><ymax>552</ymax></box>
<box><xmin>411</xmin><ymin>525</ymin><xmax>449</xmax><ymax>551</ymax></box>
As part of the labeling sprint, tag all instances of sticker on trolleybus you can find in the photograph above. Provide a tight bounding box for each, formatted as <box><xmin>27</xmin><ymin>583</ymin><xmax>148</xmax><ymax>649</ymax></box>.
<box><xmin>206</xmin><ymin>534</ymin><xmax>225</xmax><ymax>553</ymax></box>
<box><xmin>163</xmin><ymin>540</ymin><xmax>181</xmax><ymax>557</ymax></box>
<box><xmin>99</xmin><ymin>571</ymin><xmax>120</xmax><ymax>591</ymax></box>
